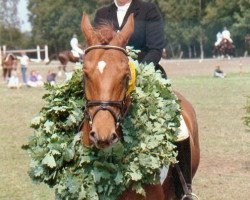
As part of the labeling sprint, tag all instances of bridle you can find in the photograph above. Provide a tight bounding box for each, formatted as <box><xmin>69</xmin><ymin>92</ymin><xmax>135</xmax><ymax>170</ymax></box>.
<box><xmin>80</xmin><ymin>45</ymin><xmax>131</xmax><ymax>131</ymax></box>
<box><xmin>85</xmin><ymin>99</ymin><xmax>129</xmax><ymax>128</ymax></box>
<box><xmin>84</xmin><ymin>44</ymin><xmax>128</xmax><ymax>56</ymax></box>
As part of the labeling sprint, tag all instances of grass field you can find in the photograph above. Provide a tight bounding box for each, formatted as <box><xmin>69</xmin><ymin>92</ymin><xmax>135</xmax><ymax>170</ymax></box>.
<box><xmin>0</xmin><ymin>60</ymin><xmax>250</xmax><ymax>200</ymax></box>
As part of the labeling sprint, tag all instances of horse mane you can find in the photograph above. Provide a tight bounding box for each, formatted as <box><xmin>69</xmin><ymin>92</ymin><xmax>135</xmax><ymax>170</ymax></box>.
<box><xmin>94</xmin><ymin>22</ymin><xmax>117</xmax><ymax>45</ymax></box>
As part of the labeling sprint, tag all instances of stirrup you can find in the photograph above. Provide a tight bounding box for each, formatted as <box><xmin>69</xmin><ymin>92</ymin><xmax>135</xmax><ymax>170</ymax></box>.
<box><xmin>181</xmin><ymin>193</ymin><xmax>199</xmax><ymax>200</ymax></box>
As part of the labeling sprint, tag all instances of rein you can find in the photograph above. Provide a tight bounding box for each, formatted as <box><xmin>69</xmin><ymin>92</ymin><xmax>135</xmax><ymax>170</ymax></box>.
<box><xmin>79</xmin><ymin>44</ymin><xmax>131</xmax><ymax>131</ymax></box>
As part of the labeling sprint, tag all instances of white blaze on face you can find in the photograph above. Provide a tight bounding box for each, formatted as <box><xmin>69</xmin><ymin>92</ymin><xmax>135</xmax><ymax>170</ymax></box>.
<box><xmin>97</xmin><ymin>61</ymin><xmax>107</xmax><ymax>74</ymax></box>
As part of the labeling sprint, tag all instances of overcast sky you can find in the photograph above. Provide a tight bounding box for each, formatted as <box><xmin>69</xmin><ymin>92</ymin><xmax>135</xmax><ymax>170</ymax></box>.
<box><xmin>18</xmin><ymin>0</ymin><xmax>31</xmax><ymax>32</ymax></box>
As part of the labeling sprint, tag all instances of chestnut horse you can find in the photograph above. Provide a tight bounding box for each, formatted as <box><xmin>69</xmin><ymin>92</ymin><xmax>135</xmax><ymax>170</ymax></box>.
<box><xmin>1</xmin><ymin>53</ymin><xmax>17</xmax><ymax>82</ymax></box>
<box><xmin>213</xmin><ymin>38</ymin><xmax>235</xmax><ymax>58</ymax></box>
<box><xmin>80</xmin><ymin>14</ymin><xmax>200</xmax><ymax>200</ymax></box>
<box><xmin>46</xmin><ymin>50</ymin><xmax>84</xmax><ymax>72</ymax></box>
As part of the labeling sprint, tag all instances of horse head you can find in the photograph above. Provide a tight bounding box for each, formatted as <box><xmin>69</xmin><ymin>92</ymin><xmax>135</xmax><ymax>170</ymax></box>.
<box><xmin>2</xmin><ymin>53</ymin><xmax>17</xmax><ymax>66</ymax></box>
<box><xmin>80</xmin><ymin>14</ymin><xmax>134</xmax><ymax>149</ymax></box>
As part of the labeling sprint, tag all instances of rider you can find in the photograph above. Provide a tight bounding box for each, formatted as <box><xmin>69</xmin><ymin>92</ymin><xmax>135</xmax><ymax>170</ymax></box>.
<box><xmin>215</xmin><ymin>31</ymin><xmax>222</xmax><ymax>46</ymax></box>
<box><xmin>94</xmin><ymin>0</ymin><xmax>167</xmax><ymax>77</ymax></box>
<box><xmin>70</xmin><ymin>34</ymin><xmax>84</xmax><ymax>61</ymax></box>
<box><xmin>94</xmin><ymin>0</ymin><xmax>193</xmax><ymax>199</ymax></box>
<box><xmin>221</xmin><ymin>27</ymin><xmax>233</xmax><ymax>43</ymax></box>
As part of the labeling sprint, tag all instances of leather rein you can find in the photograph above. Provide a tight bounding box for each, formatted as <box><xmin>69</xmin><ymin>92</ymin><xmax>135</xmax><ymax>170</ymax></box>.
<box><xmin>81</xmin><ymin>45</ymin><xmax>130</xmax><ymax>130</ymax></box>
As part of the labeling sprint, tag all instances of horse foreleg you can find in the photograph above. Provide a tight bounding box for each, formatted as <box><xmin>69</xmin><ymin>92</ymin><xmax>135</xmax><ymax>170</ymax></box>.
<box><xmin>63</xmin><ymin>65</ymin><xmax>67</xmax><ymax>72</ymax></box>
<box><xmin>7</xmin><ymin>68</ymin><xmax>12</xmax><ymax>78</ymax></box>
<box><xmin>118</xmin><ymin>184</ymin><xmax>165</xmax><ymax>200</ymax></box>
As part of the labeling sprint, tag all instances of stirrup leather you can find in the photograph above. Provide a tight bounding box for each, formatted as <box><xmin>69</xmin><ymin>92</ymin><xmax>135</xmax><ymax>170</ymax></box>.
<box><xmin>174</xmin><ymin>164</ymin><xmax>200</xmax><ymax>200</ymax></box>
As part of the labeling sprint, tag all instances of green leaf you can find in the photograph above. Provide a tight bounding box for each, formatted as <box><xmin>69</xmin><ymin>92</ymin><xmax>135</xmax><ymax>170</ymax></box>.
<box><xmin>114</xmin><ymin>171</ymin><xmax>123</xmax><ymax>184</ymax></box>
<box><xmin>42</xmin><ymin>154</ymin><xmax>56</xmax><ymax>168</ymax></box>
<box><xmin>23</xmin><ymin>56</ymin><xmax>180</xmax><ymax>200</ymax></box>
<box><xmin>43</xmin><ymin>120</ymin><xmax>54</xmax><ymax>134</ymax></box>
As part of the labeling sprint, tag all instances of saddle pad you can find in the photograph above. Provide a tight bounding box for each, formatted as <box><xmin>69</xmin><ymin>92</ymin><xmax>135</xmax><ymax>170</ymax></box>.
<box><xmin>160</xmin><ymin>166</ymin><xmax>169</xmax><ymax>184</ymax></box>
<box><xmin>176</xmin><ymin>115</ymin><xmax>189</xmax><ymax>142</ymax></box>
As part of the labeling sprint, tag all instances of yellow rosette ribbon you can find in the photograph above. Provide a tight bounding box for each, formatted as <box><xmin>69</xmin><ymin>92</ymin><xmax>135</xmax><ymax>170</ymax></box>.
<box><xmin>126</xmin><ymin>61</ymin><xmax>136</xmax><ymax>96</ymax></box>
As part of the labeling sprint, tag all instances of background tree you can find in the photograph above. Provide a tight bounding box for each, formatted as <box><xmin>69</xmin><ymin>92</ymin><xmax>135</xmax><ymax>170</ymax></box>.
<box><xmin>0</xmin><ymin>0</ymin><xmax>20</xmax><ymax>28</ymax></box>
<box><xmin>149</xmin><ymin>0</ymin><xmax>210</xmax><ymax>58</ymax></box>
<box><xmin>234</xmin><ymin>0</ymin><xmax>250</xmax><ymax>34</ymax></box>
<box><xmin>28</xmin><ymin>0</ymin><xmax>111</xmax><ymax>54</ymax></box>
<box><xmin>202</xmin><ymin>0</ymin><xmax>242</xmax><ymax>56</ymax></box>
<box><xmin>0</xmin><ymin>0</ymin><xmax>31</xmax><ymax>48</ymax></box>
<box><xmin>1</xmin><ymin>0</ymin><xmax>249</xmax><ymax>58</ymax></box>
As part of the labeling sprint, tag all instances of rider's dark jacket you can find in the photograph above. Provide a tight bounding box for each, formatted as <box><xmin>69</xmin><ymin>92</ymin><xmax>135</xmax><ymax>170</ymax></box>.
<box><xmin>94</xmin><ymin>0</ymin><xmax>165</xmax><ymax>66</ymax></box>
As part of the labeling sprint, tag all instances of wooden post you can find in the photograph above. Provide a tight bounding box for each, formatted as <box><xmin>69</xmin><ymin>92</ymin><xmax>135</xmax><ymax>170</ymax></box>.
<box><xmin>44</xmin><ymin>45</ymin><xmax>49</xmax><ymax>62</ymax></box>
<box><xmin>3</xmin><ymin>45</ymin><xmax>6</xmax><ymax>55</ymax></box>
<box><xmin>37</xmin><ymin>45</ymin><xmax>41</xmax><ymax>62</ymax></box>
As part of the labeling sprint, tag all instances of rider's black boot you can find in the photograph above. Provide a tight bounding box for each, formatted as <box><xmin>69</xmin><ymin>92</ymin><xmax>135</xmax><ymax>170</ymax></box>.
<box><xmin>172</xmin><ymin>137</ymin><xmax>193</xmax><ymax>200</ymax></box>
<box><xmin>155</xmin><ymin>64</ymin><xmax>167</xmax><ymax>79</ymax></box>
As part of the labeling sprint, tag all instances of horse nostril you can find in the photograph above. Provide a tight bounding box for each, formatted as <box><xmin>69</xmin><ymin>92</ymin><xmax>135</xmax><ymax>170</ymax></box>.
<box><xmin>89</xmin><ymin>131</ymin><xmax>98</xmax><ymax>142</ymax></box>
<box><xmin>110</xmin><ymin>132</ymin><xmax>119</xmax><ymax>144</ymax></box>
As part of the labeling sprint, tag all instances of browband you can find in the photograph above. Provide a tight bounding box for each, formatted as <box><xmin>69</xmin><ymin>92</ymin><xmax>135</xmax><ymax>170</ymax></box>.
<box><xmin>84</xmin><ymin>45</ymin><xmax>128</xmax><ymax>56</ymax></box>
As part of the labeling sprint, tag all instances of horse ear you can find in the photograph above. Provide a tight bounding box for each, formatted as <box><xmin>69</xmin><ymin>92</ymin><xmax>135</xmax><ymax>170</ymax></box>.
<box><xmin>81</xmin><ymin>13</ymin><xmax>99</xmax><ymax>45</ymax></box>
<box><xmin>111</xmin><ymin>14</ymin><xmax>134</xmax><ymax>47</ymax></box>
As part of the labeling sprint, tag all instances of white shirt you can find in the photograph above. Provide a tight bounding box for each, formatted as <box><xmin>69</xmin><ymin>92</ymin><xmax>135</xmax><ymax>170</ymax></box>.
<box><xmin>20</xmin><ymin>55</ymin><xmax>29</xmax><ymax>66</ymax></box>
<box><xmin>70</xmin><ymin>37</ymin><xmax>84</xmax><ymax>55</ymax></box>
<box><xmin>222</xmin><ymin>30</ymin><xmax>231</xmax><ymax>39</ymax></box>
<box><xmin>114</xmin><ymin>0</ymin><xmax>132</xmax><ymax>27</ymax></box>
<box><xmin>216</xmin><ymin>32</ymin><xmax>222</xmax><ymax>40</ymax></box>
<box><xmin>70</xmin><ymin>37</ymin><xmax>78</xmax><ymax>48</ymax></box>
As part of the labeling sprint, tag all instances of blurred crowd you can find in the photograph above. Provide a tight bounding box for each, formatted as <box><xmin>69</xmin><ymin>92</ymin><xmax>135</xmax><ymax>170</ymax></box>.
<box><xmin>3</xmin><ymin>52</ymin><xmax>59</xmax><ymax>89</ymax></box>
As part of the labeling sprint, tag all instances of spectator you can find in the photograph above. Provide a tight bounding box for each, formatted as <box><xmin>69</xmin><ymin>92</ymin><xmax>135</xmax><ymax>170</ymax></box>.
<box><xmin>20</xmin><ymin>52</ymin><xmax>29</xmax><ymax>86</ymax></box>
<box><xmin>27</xmin><ymin>70</ymin><xmax>44</xmax><ymax>87</ymax></box>
<box><xmin>46</xmin><ymin>70</ymin><xmax>57</xmax><ymax>85</ymax></box>
<box><xmin>7</xmin><ymin>70</ymin><xmax>21</xmax><ymax>89</ymax></box>
<box><xmin>214</xmin><ymin>66</ymin><xmax>226</xmax><ymax>78</ymax></box>
<box><xmin>65</xmin><ymin>70</ymin><xmax>74</xmax><ymax>82</ymax></box>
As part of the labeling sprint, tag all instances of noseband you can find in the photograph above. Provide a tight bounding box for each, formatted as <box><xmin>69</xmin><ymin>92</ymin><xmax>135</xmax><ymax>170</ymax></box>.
<box><xmin>85</xmin><ymin>99</ymin><xmax>128</xmax><ymax>128</ymax></box>
<box><xmin>81</xmin><ymin>45</ymin><xmax>130</xmax><ymax>130</ymax></box>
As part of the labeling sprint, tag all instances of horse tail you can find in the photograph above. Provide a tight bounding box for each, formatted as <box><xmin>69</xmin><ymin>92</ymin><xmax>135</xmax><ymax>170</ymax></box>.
<box><xmin>46</xmin><ymin>53</ymin><xmax>58</xmax><ymax>65</ymax></box>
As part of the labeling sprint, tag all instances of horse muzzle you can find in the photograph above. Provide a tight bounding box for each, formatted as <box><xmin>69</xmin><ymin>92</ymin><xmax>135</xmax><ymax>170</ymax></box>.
<box><xmin>89</xmin><ymin>130</ymin><xmax>119</xmax><ymax>149</ymax></box>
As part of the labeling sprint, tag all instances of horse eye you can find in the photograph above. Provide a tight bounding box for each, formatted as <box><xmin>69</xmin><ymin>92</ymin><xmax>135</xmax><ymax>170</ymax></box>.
<box><xmin>123</xmin><ymin>74</ymin><xmax>130</xmax><ymax>85</ymax></box>
<box><xmin>83</xmin><ymin>68</ymin><xmax>90</xmax><ymax>78</ymax></box>
<box><xmin>83</xmin><ymin>72</ymin><xmax>88</xmax><ymax>81</ymax></box>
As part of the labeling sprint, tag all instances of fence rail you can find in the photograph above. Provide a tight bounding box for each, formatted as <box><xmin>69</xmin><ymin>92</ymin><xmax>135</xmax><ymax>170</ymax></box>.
<box><xmin>0</xmin><ymin>45</ymin><xmax>49</xmax><ymax>63</ymax></box>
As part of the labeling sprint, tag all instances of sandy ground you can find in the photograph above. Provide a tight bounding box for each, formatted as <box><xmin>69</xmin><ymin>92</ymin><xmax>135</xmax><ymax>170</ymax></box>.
<box><xmin>160</xmin><ymin>57</ymin><xmax>250</xmax><ymax>77</ymax></box>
